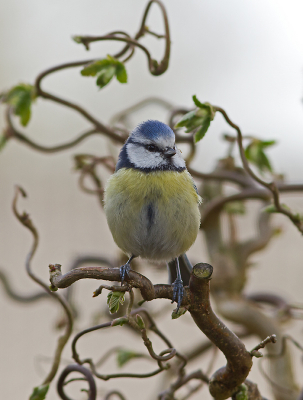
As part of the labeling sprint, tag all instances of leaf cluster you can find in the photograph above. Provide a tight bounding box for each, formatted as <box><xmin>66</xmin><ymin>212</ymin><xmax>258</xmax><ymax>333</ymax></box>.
<box><xmin>81</xmin><ymin>55</ymin><xmax>127</xmax><ymax>89</ymax></box>
<box><xmin>244</xmin><ymin>139</ymin><xmax>276</xmax><ymax>174</ymax></box>
<box><xmin>107</xmin><ymin>291</ymin><xmax>125</xmax><ymax>314</ymax></box>
<box><xmin>1</xmin><ymin>83</ymin><xmax>36</xmax><ymax>126</ymax></box>
<box><xmin>175</xmin><ymin>95</ymin><xmax>215</xmax><ymax>143</ymax></box>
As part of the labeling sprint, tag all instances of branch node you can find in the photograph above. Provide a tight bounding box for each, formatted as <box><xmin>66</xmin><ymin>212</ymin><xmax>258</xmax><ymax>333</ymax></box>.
<box><xmin>250</xmin><ymin>334</ymin><xmax>277</xmax><ymax>358</ymax></box>
<box><xmin>192</xmin><ymin>263</ymin><xmax>213</xmax><ymax>279</ymax></box>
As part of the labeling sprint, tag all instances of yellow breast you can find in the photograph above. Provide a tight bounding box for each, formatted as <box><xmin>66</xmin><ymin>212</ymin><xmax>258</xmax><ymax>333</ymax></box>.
<box><xmin>104</xmin><ymin>168</ymin><xmax>201</xmax><ymax>261</ymax></box>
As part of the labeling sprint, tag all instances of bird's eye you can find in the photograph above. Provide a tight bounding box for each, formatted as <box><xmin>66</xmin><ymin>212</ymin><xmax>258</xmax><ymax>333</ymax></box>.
<box><xmin>146</xmin><ymin>144</ymin><xmax>158</xmax><ymax>152</ymax></box>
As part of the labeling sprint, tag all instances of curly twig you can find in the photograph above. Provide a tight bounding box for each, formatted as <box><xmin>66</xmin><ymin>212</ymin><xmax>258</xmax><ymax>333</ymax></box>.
<box><xmin>0</xmin><ymin>269</ymin><xmax>49</xmax><ymax>303</ymax></box>
<box><xmin>159</xmin><ymin>369</ymin><xmax>209</xmax><ymax>400</ymax></box>
<box><xmin>213</xmin><ymin>106</ymin><xmax>303</xmax><ymax>233</ymax></box>
<box><xmin>57</xmin><ymin>364</ymin><xmax>96</xmax><ymax>400</ymax></box>
<box><xmin>74</xmin><ymin>154</ymin><xmax>116</xmax><ymax>206</ymax></box>
<box><xmin>12</xmin><ymin>187</ymin><xmax>73</xmax><ymax>387</ymax></box>
<box><xmin>75</xmin><ymin>0</ymin><xmax>170</xmax><ymax>76</ymax></box>
<box><xmin>5</xmin><ymin>109</ymin><xmax>102</xmax><ymax>152</ymax></box>
<box><xmin>200</xmin><ymin>184</ymin><xmax>303</xmax><ymax>229</ymax></box>
<box><xmin>70</xmin><ymin>305</ymin><xmax>178</xmax><ymax>382</ymax></box>
<box><xmin>50</xmin><ymin>263</ymin><xmax>258</xmax><ymax>400</ymax></box>
<box><xmin>110</xmin><ymin>96</ymin><xmax>175</xmax><ymax>128</ymax></box>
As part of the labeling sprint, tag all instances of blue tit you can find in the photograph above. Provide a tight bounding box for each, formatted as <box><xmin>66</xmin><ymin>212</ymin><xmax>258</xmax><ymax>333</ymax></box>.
<box><xmin>104</xmin><ymin>120</ymin><xmax>201</xmax><ymax>309</ymax></box>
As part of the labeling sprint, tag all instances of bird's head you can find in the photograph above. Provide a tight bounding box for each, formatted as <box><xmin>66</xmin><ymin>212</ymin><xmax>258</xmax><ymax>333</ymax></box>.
<box><xmin>118</xmin><ymin>120</ymin><xmax>186</xmax><ymax>172</ymax></box>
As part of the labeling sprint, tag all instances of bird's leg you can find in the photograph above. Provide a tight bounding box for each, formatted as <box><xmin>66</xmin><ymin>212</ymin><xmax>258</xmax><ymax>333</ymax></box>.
<box><xmin>171</xmin><ymin>257</ymin><xmax>184</xmax><ymax>312</ymax></box>
<box><xmin>120</xmin><ymin>255</ymin><xmax>136</xmax><ymax>285</ymax></box>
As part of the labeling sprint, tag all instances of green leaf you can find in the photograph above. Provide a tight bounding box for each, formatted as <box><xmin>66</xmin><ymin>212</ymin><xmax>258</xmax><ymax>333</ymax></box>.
<box><xmin>96</xmin><ymin>66</ymin><xmax>116</xmax><ymax>88</ymax></box>
<box><xmin>176</xmin><ymin>114</ymin><xmax>205</xmax><ymax>133</ymax></box>
<box><xmin>106</xmin><ymin>54</ymin><xmax>118</xmax><ymax>63</ymax></box>
<box><xmin>29</xmin><ymin>384</ymin><xmax>49</xmax><ymax>400</ymax></box>
<box><xmin>174</xmin><ymin>110</ymin><xmax>197</xmax><ymax>128</ymax></box>
<box><xmin>4</xmin><ymin>84</ymin><xmax>36</xmax><ymax>126</ymax></box>
<box><xmin>111</xmin><ymin>317</ymin><xmax>129</xmax><ymax>326</ymax></box>
<box><xmin>192</xmin><ymin>96</ymin><xmax>216</xmax><ymax>120</ymax></box>
<box><xmin>172</xmin><ymin>307</ymin><xmax>187</xmax><ymax>319</ymax></box>
<box><xmin>116</xmin><ymin>349</ymin><xmax>142</xmax><ymax>367</ymax></box>
<box><xmin>259</xmin><ymin>140</ymin><xmax>276</xmax><ymax>148</ymax></box>
<box><xmin>258</xmin><ymin>149</ymin><xmax>272</xmax><ymax>172</ymax></box>
<box><xmin>194</xmin><ymin>118</ymin><xmax>211</xmax><ymax>143</ymax></box>
<box><xmin>107</xmin><ymin>291</ymin><xmax>125</xmax><ymax>314</ymax></box>
<box><xmin>136</xmin><ymin>314</ymin><xmax>145</xmax><ymax>329</ymax></box>
<box><xmin>81</xmin><ymin>55</ymin><xmax>127</xmax><ymax>87</ymax></box>
<box><xmin>245</xmin><ymin>140</ymin><xmax>274</xmax><ymax>174</ymax></box>
<box><xmin>116</xmin><ymin>63</ymin><xmax>128</xmax><ymax>83</ymax></box>
<box><xmin>81</xmin><ymin>59</ymin><xmax>111</xmax><ymax>76</ymax></box>
<box><xmin>192</xmin><ymin>94</ymin><xmax>205</xmax><ymax>108</ymax></box>
<box><xmin>174</xmin><ymin>96</ymin><xmax>215</xmax><ymax>143</ymax></box>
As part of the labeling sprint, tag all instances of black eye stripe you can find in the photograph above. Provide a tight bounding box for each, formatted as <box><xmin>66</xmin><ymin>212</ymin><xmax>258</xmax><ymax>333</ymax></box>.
<box><xmin>145</xmin><ymin>144</ymin><xmax>159</xmax><ymax>152</ymax></box>
<box><xmin>129</xmin><ymin>140</ymin><xmax>175</xmax><ymax>153</ymax></box>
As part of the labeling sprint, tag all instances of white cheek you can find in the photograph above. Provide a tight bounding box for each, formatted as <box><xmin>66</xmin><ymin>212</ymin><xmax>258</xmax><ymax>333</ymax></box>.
<box><xmin>173</xmin><ymin>148</ymin><xmax>186</xmax><ymax>169</ymax></box>
<box><xmin>126</xmin><ymin>143</ymin><xmax>186</xmax><ymax>170</ymax></box>
<box><xmin>127</xmin><ymin>143</ymin><xmax>164</xmax><ymax>169</ymax></box>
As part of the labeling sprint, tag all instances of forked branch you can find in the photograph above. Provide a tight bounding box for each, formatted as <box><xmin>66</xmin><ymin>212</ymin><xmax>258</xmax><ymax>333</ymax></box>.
<box><xmin>49</xmin><ymin>262</ymin><xmax>262</xmax><ymax>400</ymax></box>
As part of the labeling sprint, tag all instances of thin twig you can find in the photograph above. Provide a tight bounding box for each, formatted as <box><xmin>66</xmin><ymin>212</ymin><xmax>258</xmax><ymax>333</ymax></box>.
<box><xmin>0</xmin><ymin>269</ymin><xmax>49</xmax><ymax>303</ymax></box>
<box><xmin>12</xmin><ymin>187</ymin><xmax>73</xmax><ymax>387</ymax></box>
<box><xmin>250</xmin><ymin>335</ymin><xmax>277</xmax><ymax>358</ymax></box>
<box><xmin>72</xmin><ymin>1</ymin><xmax>170</xmax><ymax>76</ymax></box>
<box><xmin>158</xmin><ymin>369</ymin><xmax>209</xmax><ymax>400</ymax></box>
<box><xmin>57</xmin><ymin>364</ymin><xmax>96</xmax><ymax>400</ymax></box>
<box><xmin>187</xmin><ymin>166</ymin><xmax>256</xmax><ymax>188</ymax></box>
<box><xmin>71</xmin><ymin>307</ymin><xmax>176</xmax><ymax>381</ymax></box>
<box><xmin>110</xmin><ymin>97</ymin><xmax>175</xmax><ymax>128</ymax></box>
<box><xmin>6</xmin><ymin>109</ymin><xmax>101</xmax><ymax>152</ymax></box>
<box><xmin>200</xmin><ymin>184</ymin><xmax>303</xmax><ymax>229</ymax></box>
<box><xmin>214</xmin><ymin>106</ymin><xmax>303</xmax><ymax>233</ymax></box>
<box><xmin>138</xmin><ymin>326</ymin><xmax>176</xmax><ymax>362</ymax></box>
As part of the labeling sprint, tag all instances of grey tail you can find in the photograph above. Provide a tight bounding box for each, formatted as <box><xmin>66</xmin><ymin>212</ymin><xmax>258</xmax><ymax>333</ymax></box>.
<box><xmin>167</xmin><ymin>254</ymin><xmax>193</xmax><ymax>286</ymax></box>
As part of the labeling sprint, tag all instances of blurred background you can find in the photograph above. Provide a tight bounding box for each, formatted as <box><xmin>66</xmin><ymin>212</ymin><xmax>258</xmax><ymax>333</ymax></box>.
<box><xmin>1</xmin><ymin>0</ymin><xmax>303</xmax><ymax>399</ymax></box>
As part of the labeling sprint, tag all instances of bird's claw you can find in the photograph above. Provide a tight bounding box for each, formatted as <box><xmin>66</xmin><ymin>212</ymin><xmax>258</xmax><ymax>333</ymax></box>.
<box><xmin>172</xmin><ymin>277</ymin><xmax>184</xmax><ymax>312</ymax></box>
<box><xmin>120</xmin><ymin>264</ymin><xmax>131</xmax><ymax>285</ymax></box>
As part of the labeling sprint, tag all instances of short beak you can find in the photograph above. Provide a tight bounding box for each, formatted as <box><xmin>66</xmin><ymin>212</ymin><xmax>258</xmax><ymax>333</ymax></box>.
<box><xmin>163</xmin><ymin>147</ymin><xmax>176</xmax><ymax>158</ymax></box>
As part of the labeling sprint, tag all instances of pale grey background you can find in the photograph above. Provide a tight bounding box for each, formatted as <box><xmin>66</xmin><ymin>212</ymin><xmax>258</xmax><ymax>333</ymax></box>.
<box><xmin>1</xmin><ymin>1</ymin><xmax>303</xmax><ymax>399</ymax></box>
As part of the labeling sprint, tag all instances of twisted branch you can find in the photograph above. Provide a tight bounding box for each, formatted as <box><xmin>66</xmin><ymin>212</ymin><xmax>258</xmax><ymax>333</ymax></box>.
<box><xmin>12</xmin><ymin>187</ymin><xmax>73</xmax><ymax>387</ymax></box>
<box><xmin>50</xmin><ymin>262</ymin><xmax>258</xmax><ymax>399</ymax></box>
<box><xmin>0</xmin><ymin>269</ymin><xmax>49</xmax><ymax>303</ymax></box>
<box><xmin>75</xmin><ymin>0</ymin><xmax>170</xmax><ymax>76</ymax></box>
<box><xmin>57</xmin><ymin>364</ymin><xmax>96</xmax><ymax>400</ymax></box>
<box><xmin>188</xmin><ymin>263</ymin><xmax>253</xmax><ymax>400</ymax></box>
<box><xmin>213</xmin><ymin>106</ymin><xmax>303</xmax><ymax>233</ymax></box>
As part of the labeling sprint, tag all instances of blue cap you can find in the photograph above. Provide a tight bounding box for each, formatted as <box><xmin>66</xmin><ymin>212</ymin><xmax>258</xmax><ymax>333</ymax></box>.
<box><xmin>130</xmin><ymin>120</ymin><xmax>175</xmax><ymax>141</ymax></box>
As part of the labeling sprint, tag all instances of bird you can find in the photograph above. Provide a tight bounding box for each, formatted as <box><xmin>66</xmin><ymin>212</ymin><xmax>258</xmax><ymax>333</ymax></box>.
<box><xmin>104</xmin><ymin>120</ymin><xmax>201</xmax><ymax>309</ymax></box>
